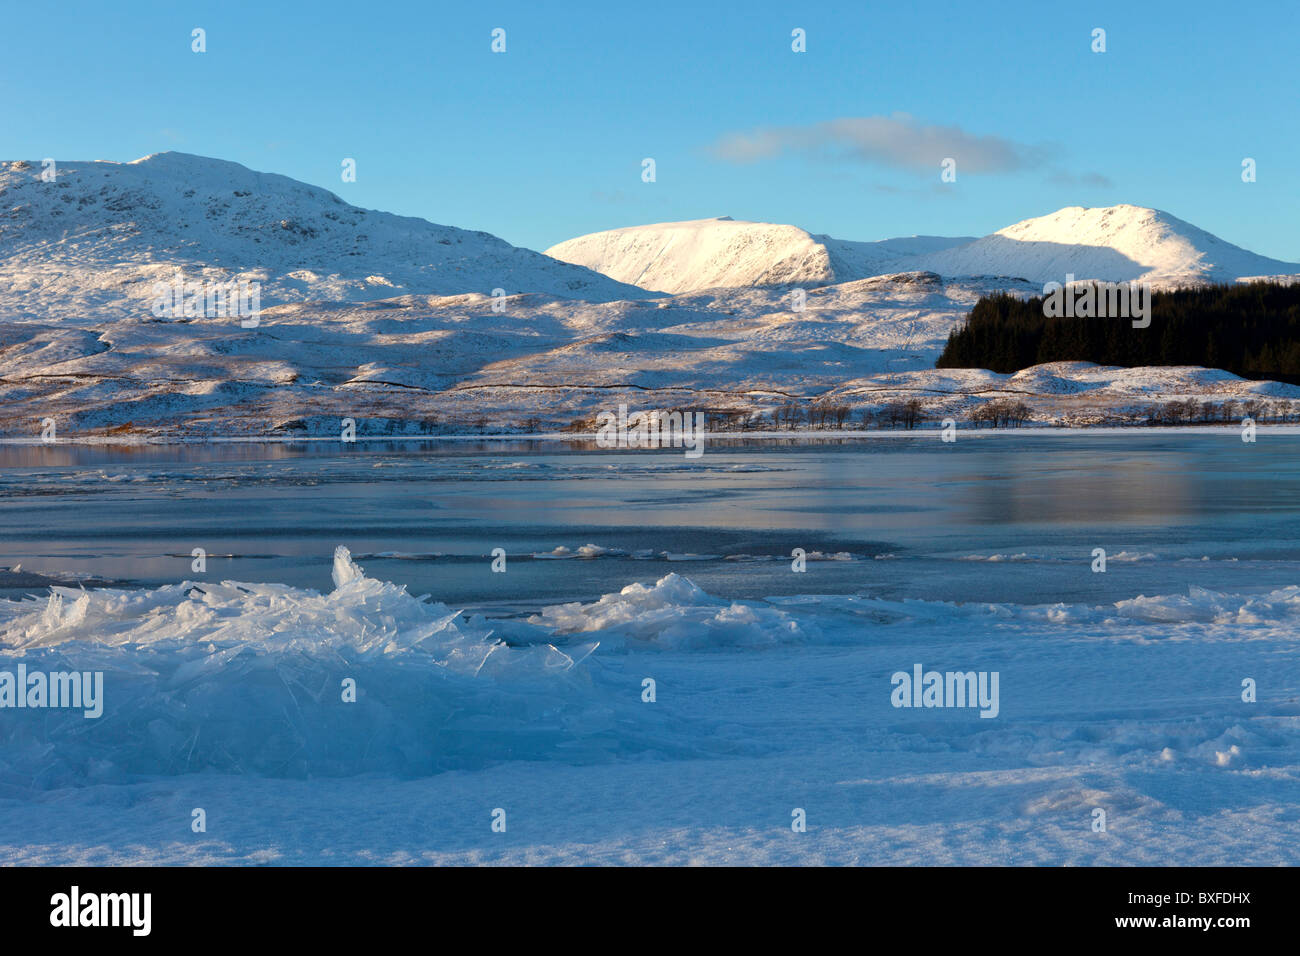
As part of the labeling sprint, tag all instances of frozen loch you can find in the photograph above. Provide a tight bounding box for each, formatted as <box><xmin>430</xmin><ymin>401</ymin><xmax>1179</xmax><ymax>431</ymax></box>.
<box><xmin>0</xmin><ymin>436</ymin><xmax>1297</xmax><ymax>865</ymax></box>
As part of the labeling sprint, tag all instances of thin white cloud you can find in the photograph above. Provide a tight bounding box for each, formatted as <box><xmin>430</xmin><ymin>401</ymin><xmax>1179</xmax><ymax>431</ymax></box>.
<box><xmin>1046</xmin><ymin>169</ymin><xmax>1115</xmax><ymax>188</ymax></box>
<box><xmin>711</xmin><ymin>113</ymin><xmax>1051</xmax><ymax>174</ymax></box>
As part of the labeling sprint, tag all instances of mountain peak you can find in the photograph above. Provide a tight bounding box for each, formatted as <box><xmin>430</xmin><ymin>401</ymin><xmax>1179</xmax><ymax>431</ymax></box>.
<box><xmin>124</xmin><ymin>151</ymin><xmax>263</xmax><ymax>177</ymax></box>
<box><xmin>947</xmin><ymin>203</ymin><xmax>1298</xmax><ymax>285</ymax></box>
<box><xmin>0</xmin><ymin>152</ymin><xmax>647</xmax><ymax>321</ymax></box>
<box><xmin>545</xmin><ymin>218</ymin><xmax>972</xmax><ymax>294</ymax></box>
<box><xmin>129</xmin><ymin>150</ymin><xmax>220</xmax><ymax>165</ymax></box>
<box><xmin>547</xmin><ymin>205</ymin><xmax>1298</xmax><ymax>293</ymax></box>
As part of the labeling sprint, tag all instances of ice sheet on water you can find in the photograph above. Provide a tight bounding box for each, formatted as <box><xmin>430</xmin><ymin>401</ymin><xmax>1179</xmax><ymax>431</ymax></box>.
<box><xmin>0</xmin><ymin>547</ymin><xmax>689</xmax><ymax>789</ymax></box>
<box><xmin>765</xmin><ymin>582</ymin><xmax>1300</xmax><ymax>638</ymax></box>
<box><xmin>532</xmin><ymin>543</ymin><xmax>627</xmax><ymax>559</ymax></box>
<box><xmin>526</xmin><ymin>572</ymin><xmax>1300</xmax><ymax>652</ymax></box>
<box><xmin>529</xmin><ymin>572</ymin><xmax>820</xmax><ymax>650</ymax></box>
<box><xmin>3</xmin><ymin>553</ymin><xmax>1292</xmax><ymax>790</ymax></box>
<box><xmin>962</xmin><ymin>583</ymin><xmax>1300</xmax><ymax>633</ymax></box>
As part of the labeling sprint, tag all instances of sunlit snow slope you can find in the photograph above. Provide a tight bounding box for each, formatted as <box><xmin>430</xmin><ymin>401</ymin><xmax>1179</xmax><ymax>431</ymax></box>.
<box><xmin>915</xmin><ymin>204</ymin><xmax>1300</xmax><ymax>286</ymax></box>
<box><xmin>545</xmin><ymin>217</ymin><xmax>973</xmax><ymax>293</ymax></box>
<box><xmin>549</xmin><ymin>207</ymin><xmax>1299</xmax><ymax>292</ymax></box>
<box><xmin>0</xmin><ymin>153</ymin><xmax>648</xmax><ymax>322</ymax></box>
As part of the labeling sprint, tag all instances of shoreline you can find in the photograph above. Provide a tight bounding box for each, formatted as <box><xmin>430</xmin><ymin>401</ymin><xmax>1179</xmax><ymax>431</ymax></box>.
<box><xmin>2</xmin><ymin>423</ymin><xmax>1298</xmax><ymax>446</ymax></box>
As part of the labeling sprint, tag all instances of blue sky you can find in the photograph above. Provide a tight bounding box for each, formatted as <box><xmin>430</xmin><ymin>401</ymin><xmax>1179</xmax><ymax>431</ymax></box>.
<box><xmin>3</xmin><ymin>0</ymin><xmax>1297</xmax><ymax>258</ymax></box>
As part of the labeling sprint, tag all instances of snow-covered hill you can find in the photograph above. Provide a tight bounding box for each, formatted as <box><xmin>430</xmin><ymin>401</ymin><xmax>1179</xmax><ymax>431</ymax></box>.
<box><xmin>5</xmin><ymin>270</ymin><xmax>1296</xmax><ymax>438</ymax></box>
<box><xmin>549</xmin><ymin>206</ymin><xmax>1299</xmax><ymax>293</ymax></box>
<box><xmin>545</xmin><ymin>217</ymin><xmax>972</xmax><ymax>293</ymax></box>
<box><xmin>2</xmin><ymin>152</ymin><xmax>1297</xmax><ymax>435</ymax></box>
<box><xmin>0</xmin><ymin>152</ymin><xmax>647</xmax><ymax>322</ymax></box>
<box><xmin>914</xmin><ymin>204</ymin><xmax>1300</xmax><ymax>286</ymax></box>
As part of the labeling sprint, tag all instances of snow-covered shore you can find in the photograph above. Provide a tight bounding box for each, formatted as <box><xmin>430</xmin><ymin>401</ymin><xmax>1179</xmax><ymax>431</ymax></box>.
<box><xmin>1</xmin><ymin>548</ymin><xmax>1295</xmax><ymax>865</ymax></box>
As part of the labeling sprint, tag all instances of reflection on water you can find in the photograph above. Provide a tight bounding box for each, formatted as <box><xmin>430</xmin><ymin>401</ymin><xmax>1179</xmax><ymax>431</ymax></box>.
<box><xmin>1</xmin><ymin>435</ymin><xmax>1297</xmax><ymax>611</ymax></box>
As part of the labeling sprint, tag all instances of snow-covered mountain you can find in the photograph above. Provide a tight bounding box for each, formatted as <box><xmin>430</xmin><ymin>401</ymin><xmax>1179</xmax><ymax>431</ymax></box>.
<box><xmin>544</xmin><ymin>217</ymin><xmax>973</xmax><ymax>294</ymax></box>
<box><xmin>549</xmin><ymin>206</ymin><xmax>1299</xmax><ymax>293</ymax></box>
<box><xmin>0</xmin><ymin>152</ymin><xmax>647</xmax><ymax>322</ymax></box>
<box><xmin>914</xmin><ymin>204</ymin><xmax>1300</xmax><ymax>287</ymax></box>
<box><xmin>6</xmin><ymin>270</ymin><xmax>1296</xmax><ymax>439</ymax></box>
<box><xmin>2</xmin><ymin>152</ymin><xmax>1298</xmax><ymax>436</ymax></box>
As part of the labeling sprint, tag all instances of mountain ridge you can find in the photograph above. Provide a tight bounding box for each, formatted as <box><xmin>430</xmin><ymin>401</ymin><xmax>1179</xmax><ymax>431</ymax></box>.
<box><xmin>548</xmin><ymin>205</ymin><xmax>1300</xmax><ymax>293</ymax></box>
<box><xmin>918</xmin><ymin>204</ymin><xmax>1300</xmax><ymax>287</ymax></box>
<box><xmin>545</xmin><ymin>217</ymin><xmax>975</xmax><ymax>294</ymax></box>
<box><xmin>0</xmin><ymin>151</ymin><xmax>648</xmax><ymax>322</ymax></box>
